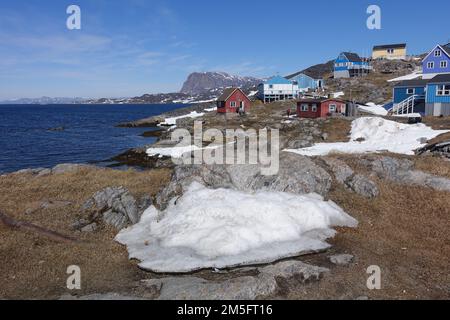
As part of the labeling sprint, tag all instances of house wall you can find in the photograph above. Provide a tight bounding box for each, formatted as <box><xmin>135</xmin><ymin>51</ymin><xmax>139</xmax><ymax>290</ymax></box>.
<box><xmin>423</xmin><ymin>46</ymin><xmax>450</xmax><ymax>74</ymax></box>
<box><xmin>372</xmin><ymin>48</ymin><xmax>406</xmax><ymax>60</ymax></box>
<box><xmin>334</xmin><ymin>70</ymin><xmax>350</xmax><ymax>79</ymax></box>
<box><xmin>289</xmin><ymin>73</ymin><xmax>323</xmax><ymax>91</ymax></box>
<box><xmin>426</xmin><ymin>83</ymin><xmax>450</xmax><ymax>103</ymax></box>
<box><xmin>297</xmin><ymin>100</ymin><xmax>346</xmax><ymax>118</ymax></box>
<box><xmin>321</xmin><ymin>100</ymin><xmax>346</xmax><ymax>117</ymax></box>
<box><xmin>217</xmin><ymin>90</ymin><xmax>251</xmax><ymax>113</ymax></box>
<box><xmin>393</xmin><ymin>86</ymin><xmax>426</xmax><ymax>104</ymax></box>
<box><xmin>425</xmin><ymin>103</ymin><xmax>450</xmax><ymax>116</ymax></box>
<box><xmin>297</xmin><ymin>102</ymin><xmax>321</xmax><ymax>118</ymax></box>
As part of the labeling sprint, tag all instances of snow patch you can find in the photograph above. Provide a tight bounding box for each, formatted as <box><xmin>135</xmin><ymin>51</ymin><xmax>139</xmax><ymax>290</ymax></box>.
<box><xmin>358</xmin><ymin>103</ymin><xmax>388</xmax><ymax>116</ymax></box>
<box><xmin>285</xmin><ymin>117</ymin><xmax>449</xmax><ymax>156</ymax></box>
<box><xmin>388</xmin><ymin>71</ymin><xmax>422</xmax><ymax>82</ymax></box>
<box><xmin>332</xmin><ymin>91</ymin><xmax>345</xmax><ymax>98</ymax></box>
<box><xmin>115</xmin><ymin>182</ymin><xmax>358</xmax><ymax>273</ymax></box>
<box><xmin>159</xmin><ymin>111</ymin><xmax>205</xmax><ymax>126</ymax></box>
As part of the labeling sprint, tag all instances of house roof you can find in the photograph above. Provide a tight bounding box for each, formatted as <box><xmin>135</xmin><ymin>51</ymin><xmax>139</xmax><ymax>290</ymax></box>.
<box><xmin>264</xmin><ymin>75</ymin><xmax>292</xmax><ymax>85</ymax></box>
<box><xmin>341</xmin><ymin>52</ymin><xmax>363</xmax><ymax>62</ymax></box>
<box><xmin>442</xmin><ymin>43</ymin><xmax>450</xmax><ymax>56</ymax></box>
<box><xmin>373</xmin><ymin>43</ymin><xmax>407</xmax><ymax>50</ymax></box>
<box><xmin>217</xmin><ymin>88</ymin><xmax>239</xmax><ymax>101</ymax></box>
<box><xmin>297</xmin><ymin>98</ymin><xmax>346</xmax><ymax>104</ymax></box>
<box><xmin>286</xmin><ymin>69</ymin><xmax>322</xmax><ymax>80</ymax></box>
<box><xmin>394</xmin><ymin>79</ymin><xmax>429</xmax><ymax>88</ymax></box>
<box><xmin>428</xmin><ymin>74</ymin><xmax>450</xmax><ymax>84</ymax></box>
<box><xmin>423</xmin><ymin>44</ymin><xmax>450</xmax><ymax>62</ymax></box>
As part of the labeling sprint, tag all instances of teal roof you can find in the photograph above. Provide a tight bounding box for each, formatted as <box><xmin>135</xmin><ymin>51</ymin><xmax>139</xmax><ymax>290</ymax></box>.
<box><xmin>265</xmin><ymin>75</ymin><xmax>292</xmax><ymax>85</ymax></box>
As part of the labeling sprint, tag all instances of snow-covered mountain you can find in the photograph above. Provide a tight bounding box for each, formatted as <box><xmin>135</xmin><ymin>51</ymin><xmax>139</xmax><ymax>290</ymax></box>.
<box><xmin>0</xmin><ymin>97</ymin><xmax>87</xmax><ymax>105</ymax></box>
<box><xmin>180</xmin><ymin>72</ymin><xmax>262</xmax><ymax>95</ymax></box>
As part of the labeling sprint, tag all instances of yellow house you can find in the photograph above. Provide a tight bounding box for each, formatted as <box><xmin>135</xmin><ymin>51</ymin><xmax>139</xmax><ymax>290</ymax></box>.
<box><xmin>372</xmin><ymin>44</ymin><xmax>407</xmax><ymax>60</ymax></box>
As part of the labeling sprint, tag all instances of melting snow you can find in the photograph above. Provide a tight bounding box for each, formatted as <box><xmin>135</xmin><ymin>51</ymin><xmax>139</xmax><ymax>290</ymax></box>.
<box><xmin>388</xmin><ymin>71</ymin><xmax>422</xmax><ymax>82</ymax></box>
<box><xmin>285</xmin><ymin>117</ymin><xmax>449</xmax><ymax>156</ymax></box>
<box><xmin>159</xmin><ymin>111</ymin><xmax>205</xmax><ymax>126</ymax></box>
<box><xmin>358</xmin><ymin>103</ymin><xmax>388</xmax><ymax>116</ymax></box>
<box><xmin>115</xmin><ymin>182</ymin><xmax>358</xmax><ymax>273</ymax></box>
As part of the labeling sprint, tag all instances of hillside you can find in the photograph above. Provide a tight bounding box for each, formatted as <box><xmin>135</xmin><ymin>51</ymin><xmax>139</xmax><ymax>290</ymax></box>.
<box><xmin>180</xmin><ymin>72</ymin><xmax>261</xmax><ymax>95</ymax></box>
<box><xmin>324</xmin><ymin>58</ymin><xmax>422</xmax><ymax>104</ymax></box>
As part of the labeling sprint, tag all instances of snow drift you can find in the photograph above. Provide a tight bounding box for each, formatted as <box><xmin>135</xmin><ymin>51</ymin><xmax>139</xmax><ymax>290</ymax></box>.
<box><xmin>115</xmin><ymin>182</ymin><xmax>358</xmax><ymax>273</ymax></box>
<box><xmin>285</xmin><ymin>117</ymin><xmax>449</xmax><ymax>157</ymax></box>
<box><xmin>358</xmin><ymin>103</ymin><xmax>388</xmax><ymax>116</ymax></box>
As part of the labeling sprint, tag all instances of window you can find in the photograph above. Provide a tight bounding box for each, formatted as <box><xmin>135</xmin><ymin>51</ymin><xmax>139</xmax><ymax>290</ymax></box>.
<box><xmin>279</xmin><ymin>90</ymin><xmax>283</xmax><ymax>93</ymax></box>
<box><xmin>311</xmin><ymin>104</ymin><xmax>317</xmax><ymax>112</ymax></box>
<box><xmin>406</xmin><ymin>88</ymin><xmax>415</xmax><ymax>95</ymax></box>
<box><xmin>437</xmin><ymin>85</ymin><xmax>450</xmax><ymax>96</ymax></box>
<box><xmin>387</xmin><ymin>48</ymin><xmax>394</xmax><ymax>54</ymax></box>
<box><xmin>329</xmin><ymin>104</ymin><xmax>336</xmax><ymax>112</ymax></box>
<box><xmin>427</xmin><ymin>62</ymin><xmax>435</xmax><ymax>69</ymax></box>
<box><xmin>301</xmin><ymin>104</ymin><xmax>309</xmax><ymax>112</ymax></box>
<box><xmin>441</xmin><ymin>61</ymin><xmax>448</xmax><ymax>68</ymax></box>
<box><xmin>435</xmin><ymin>50</ymin><xmax>442</xmax><ymax>57</ymax></box>
<box><xmin>230</xmin><ymin>101</ymin><xmax>236</xmax><ymax>107</ymax></box>
<box><xmin>269</xmin><ymin>84</ymin><xmax>273</xmax><ymax>89</ymax></box>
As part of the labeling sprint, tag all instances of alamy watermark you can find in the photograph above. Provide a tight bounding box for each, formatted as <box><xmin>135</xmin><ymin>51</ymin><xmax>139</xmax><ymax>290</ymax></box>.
<box><xmin>168</xmin><ymin>121</ymin><xmax>280</xmax><ymax>176</ymax></box>
<box><xmin>66</xmin><ymin>265</ymin><xmax>81</xmax><ymax>290</ymax></box>
<box><xmin>367</xmin><ymin>5</ymin><xmax>381</xmax><ymax>30</ymax></box>
<box><xmin>366</xmin><ymin>265</ymin><xmax>382</xmax><ymax>290</ymax></box>
<box><xmin>66</xmin><ymin>5</ymin><xmax>81</xmax><ymax>30</ymax></box>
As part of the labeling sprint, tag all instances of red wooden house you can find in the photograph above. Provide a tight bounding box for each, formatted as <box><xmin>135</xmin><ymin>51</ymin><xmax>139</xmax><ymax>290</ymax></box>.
<box><xmin>216</xmin><ymin>88</ymin><xmax>251</xmax><ymax>113</ymax></box>
<box><xmin>297</xmin><ymin>98</ymin><xmax>347</xmax><ymax>118</ymax></box>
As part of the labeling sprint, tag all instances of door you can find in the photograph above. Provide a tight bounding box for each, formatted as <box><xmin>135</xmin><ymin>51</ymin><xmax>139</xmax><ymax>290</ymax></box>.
<box><xmin>433</xmin><ymin>103</ymin><xmax>442</xmax><ymax>117</ymax></box>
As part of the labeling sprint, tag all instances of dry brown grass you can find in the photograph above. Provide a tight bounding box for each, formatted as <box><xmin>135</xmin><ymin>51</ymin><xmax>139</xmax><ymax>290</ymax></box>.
<box><xmin>0</xmin><ymin>167</ymin><xmax>172</xmax><ymax>299</ymax></box>
<box><xmin>414</xmin><ymin>156</ymin><xmax>450</xmax><ymax>179</ymax></box>
<box><xmin>318</xmin><ymin>118</ymin><xmax>352</xmax><ymax>143</ymax></box>
<box><xmin>282</xmin><ymin>161</ymin><xmax>450</xmax><ymax>300</ymax></box>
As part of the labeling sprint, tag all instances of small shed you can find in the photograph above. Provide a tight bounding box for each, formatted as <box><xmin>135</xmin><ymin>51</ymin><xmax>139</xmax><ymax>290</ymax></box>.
<box><xmin>216</xmin><ymin>88</ymin><xmax>251</xmax><ymax>113</ymax></box>
<box><xmin>297</xmin><ymin>98</ymin><xmax>347</xmax><ymax>118</ymax></box>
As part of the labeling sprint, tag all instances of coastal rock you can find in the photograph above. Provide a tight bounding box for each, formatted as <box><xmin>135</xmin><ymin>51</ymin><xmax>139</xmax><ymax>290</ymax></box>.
<box><xmin>143</xmin><ymin>260</ymin><xmax>328</xmax><ymax>300</ymax></box>
<box><xmin>346</xmin><ymin>174</ymin><xmax>380</xmax><ymax>198</ymax></box>
<box><xmin>81</xmin><ymin>223</ymin><xmax>98</xmax><ymax>233</ymax></box>
<box><xmin>322</xmin><ymin>157</ymin><xmax>354</xmax><ymax>184</ymax></box>
<box><xmin>329</xmin><ymin>254</ymin><xmax>354</xmax><ymax>266</ymax></box>
<box><xmin>370</xmin><ymin>157</ymin><xmax>414</xmax><ymax>179</ymax></box>
<box><xmin>51</xmin><ymin>163</ymin><xmax>92</xmax><ymax>174</ymax></box>
<box><xmin>369</xmin><ymin>156</ymin><xmax>450</xmax><ymax>192</ymax></box>
<box><xmin>155</xmin><ymin>152</ymin><xmax>332</xmax><ymax>209</ymax></box>
<box><xmin>322</xmin><ymin>158</ymin><xmax>379</xmax><ymax>198</ymax></box>
<box><xmin>82</xmin><ymin>187</ymin><xmax>140</xmax><ymax>230</ymax></box>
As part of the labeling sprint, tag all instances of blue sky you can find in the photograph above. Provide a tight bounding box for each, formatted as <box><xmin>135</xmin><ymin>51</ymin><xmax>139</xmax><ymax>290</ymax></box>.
<box><xmin>0</xmin><ymin>0</ymin><xmax>449</xmax><ymax>99</ymax></box>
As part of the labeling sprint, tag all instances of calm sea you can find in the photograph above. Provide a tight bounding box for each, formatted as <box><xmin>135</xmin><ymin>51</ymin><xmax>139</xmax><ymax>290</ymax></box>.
<box><xmin>0</xmin><ymin>104</ymin><xmax>186</xmax><ymax>173</ymax></box>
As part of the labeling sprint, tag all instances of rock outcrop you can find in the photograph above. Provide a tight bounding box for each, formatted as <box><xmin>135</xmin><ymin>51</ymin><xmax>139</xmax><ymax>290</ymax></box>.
<box><xmin>143</xmin><ymin>260</ymin><xmax>329</xmax><ymax>300</ymax></box>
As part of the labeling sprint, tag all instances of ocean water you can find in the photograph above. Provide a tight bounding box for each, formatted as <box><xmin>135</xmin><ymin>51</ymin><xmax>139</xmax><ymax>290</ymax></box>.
<box><xmin>0</xmin><ymin>104</ymin><xmax>186</xmax><ymax>173</ymax></box>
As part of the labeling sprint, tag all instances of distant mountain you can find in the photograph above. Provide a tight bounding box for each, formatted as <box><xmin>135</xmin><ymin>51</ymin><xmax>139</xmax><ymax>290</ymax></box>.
<box><xmin>0</xmin><ymin>97</ymin><xmax>87</xmax><ymax>105</ymax></box>
<box><xmin>180</xmin><ymin>72</ymin><xmax>262</xmax><ymax>95</ymax></box>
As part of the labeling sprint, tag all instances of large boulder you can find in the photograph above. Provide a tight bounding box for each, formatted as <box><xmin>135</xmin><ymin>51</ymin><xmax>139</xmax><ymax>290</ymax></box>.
<box><xmin>154</xmin><ymin>153</ymin><xmax>333</xmax><ymax>209</ymax></box>
<box><xmin>82</xmin><ymin>187</ymin><xmax>143</xmax><ymax>230</ymax></box>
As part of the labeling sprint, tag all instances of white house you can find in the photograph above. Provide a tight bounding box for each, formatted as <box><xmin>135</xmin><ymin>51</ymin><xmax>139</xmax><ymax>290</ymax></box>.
<box><xmin>257</xmin><ymin>75</ymin><xmax>299</xmax><ymax>103</ymax></box>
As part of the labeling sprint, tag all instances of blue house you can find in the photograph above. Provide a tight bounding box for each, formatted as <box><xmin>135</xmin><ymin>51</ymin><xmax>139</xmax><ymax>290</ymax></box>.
<box><xmin>392</xmin><ymin>79</ymin><xmax>428</xmax><ymax>115</ymax></box>
<box><xmin>286</xmin><ymin>70</ymin><xmax>324</xmax><ymax>92</ymax></box>
<box><xmin>334</xmin><ymin>52</ymin><xmax>372</xmax><ymax>78</ymax></box>
<box><xmin>257</xmin><ymin>75</ymin><xmax>299</xmax><ymax>103</ymax></box>
<box><xmin>425</xmin><ymin>74</ymin><xmax>450</xmax><ymax>116</ymax></box>
<box><xmin>422</xmin><ymin>44</ymin><xmax>450</xmax><ymax>78</ymax></box>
